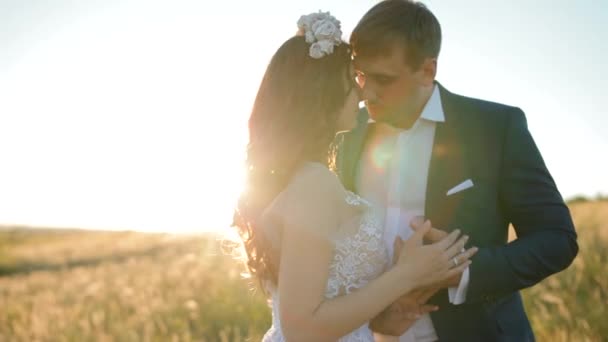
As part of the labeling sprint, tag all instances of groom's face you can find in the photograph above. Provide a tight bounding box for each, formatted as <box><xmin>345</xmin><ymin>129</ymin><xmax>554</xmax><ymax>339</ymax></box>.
<box><xmin>354</xmin><ymin>43</ymin><xmax>430</xmax><ymax>124</ymax></box>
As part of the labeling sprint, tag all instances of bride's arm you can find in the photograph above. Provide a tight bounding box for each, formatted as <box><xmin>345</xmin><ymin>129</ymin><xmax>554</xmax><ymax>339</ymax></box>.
<box><xmin>278</xmin><ymin>216</ymin><xmax>414</xmax><ymax>341</ymax></box>
<box><xmin>276</xmin><ymin>168</ymin><xmax>473</xmax><ymax>341</ymax></box>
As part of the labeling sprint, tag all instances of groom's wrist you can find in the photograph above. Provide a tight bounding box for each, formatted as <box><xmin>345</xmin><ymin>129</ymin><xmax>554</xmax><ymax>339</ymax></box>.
<box><xmin>369</xmin><ymin>303</ymin><xmax>407</xmax><ymax>336</ymax></box>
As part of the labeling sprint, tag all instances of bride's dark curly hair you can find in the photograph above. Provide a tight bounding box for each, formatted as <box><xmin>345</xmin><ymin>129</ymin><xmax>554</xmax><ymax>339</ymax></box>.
<box><xmin>232</xmin><ymin>35</ymin><xmax>354</xmax><ymax>288</ymax></box>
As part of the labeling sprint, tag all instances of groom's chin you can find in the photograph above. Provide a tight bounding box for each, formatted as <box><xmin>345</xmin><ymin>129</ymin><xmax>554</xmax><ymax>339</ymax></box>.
<box><xmin>366</xmin><ymin>108</ymin><xmax>387</xmax><ymax>122</ymax></box>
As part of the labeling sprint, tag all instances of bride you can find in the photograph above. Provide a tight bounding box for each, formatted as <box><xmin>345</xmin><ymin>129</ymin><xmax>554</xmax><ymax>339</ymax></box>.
<box><xmin>232</xmin><ymin>11</ymin><xmax>476</xmax><ymax>341</ymax></box>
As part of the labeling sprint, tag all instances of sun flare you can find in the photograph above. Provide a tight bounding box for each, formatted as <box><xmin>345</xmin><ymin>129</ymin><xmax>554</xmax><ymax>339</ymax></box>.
<box><xmin>0</xmin><ymin>2</ymin><xmax>252</xmax><ymax>234</ymax></box>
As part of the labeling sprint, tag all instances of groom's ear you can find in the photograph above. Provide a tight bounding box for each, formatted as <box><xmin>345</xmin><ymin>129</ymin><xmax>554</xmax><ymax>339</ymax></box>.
<box><xmin>419</xmin><ymin>58</ymin><xmax>437</xmax><ymax>86</ymax></box>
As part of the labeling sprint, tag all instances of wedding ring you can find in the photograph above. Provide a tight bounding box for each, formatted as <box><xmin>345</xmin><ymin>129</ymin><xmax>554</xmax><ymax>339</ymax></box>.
<box><xmin>452</xmin><ymin>257</ymin><xmax>459</xmax><ymax>267</ymax></box>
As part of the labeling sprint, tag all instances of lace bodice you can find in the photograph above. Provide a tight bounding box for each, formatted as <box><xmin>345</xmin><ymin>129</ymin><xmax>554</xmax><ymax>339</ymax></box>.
<box><xmin>262</xmin><ymin>191</ymin><xmax>390</xmax><ymax>341</ymax></box>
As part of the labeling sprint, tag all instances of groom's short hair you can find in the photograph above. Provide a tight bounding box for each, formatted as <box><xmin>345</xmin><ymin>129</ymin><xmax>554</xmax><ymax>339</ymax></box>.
<box><xmin>351</xmin><ymin>0</ymin><xmax>442</xmax><ymax>70</ymax></box>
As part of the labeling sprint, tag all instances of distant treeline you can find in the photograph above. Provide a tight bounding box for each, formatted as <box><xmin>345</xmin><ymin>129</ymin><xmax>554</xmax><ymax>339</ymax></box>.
<box><xmin>566</xmin><ymin>193</ymin><xmax>608</xmax><ymax>204</ymax></box>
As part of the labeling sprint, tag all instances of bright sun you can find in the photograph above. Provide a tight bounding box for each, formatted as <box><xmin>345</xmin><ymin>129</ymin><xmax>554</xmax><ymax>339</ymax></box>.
<box><xmin>0</xmin><ymin>4</ymin><xmax>253</xmax><ymax>234</ymax></box>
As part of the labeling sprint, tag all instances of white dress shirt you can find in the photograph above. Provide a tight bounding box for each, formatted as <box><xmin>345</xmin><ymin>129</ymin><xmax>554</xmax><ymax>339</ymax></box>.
<box><xmin>356</xmin><ymin>85</ymin><xmax>469</xmax><ymax>342</ymax></box>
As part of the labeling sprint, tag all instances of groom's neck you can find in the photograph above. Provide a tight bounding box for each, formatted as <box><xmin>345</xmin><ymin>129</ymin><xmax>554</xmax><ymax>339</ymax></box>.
<box><xmin>391</xmin><ymin>85</ymin><xmax>434</xmax><ymax>130</ymax></box>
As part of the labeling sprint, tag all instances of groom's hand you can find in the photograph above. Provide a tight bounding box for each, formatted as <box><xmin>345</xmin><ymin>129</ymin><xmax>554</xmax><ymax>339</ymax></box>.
<box><xmin>410</xmin><ymin>216</ymin><xmax>466</xmax><ymax>288</ymax></box>
<box><xmin>395</xmin><ymin>286</ymin><xmax>440</xmax><ymax>312</ymax></box>
<box><xmin>370</xmin><ymin>287</ymin><xmax>440</xmax><ymax>336</ymax></box>
<box><xmin>369</xmin><ymin>233</ymin><xmax>442</xmax><ymax>336</ymax></box>
<box><xmin>410</xmin><ymin>216</ymin><xmax>450</xmax><ymax>244</ymax></box>
<box><xmin>370</xmin><ymin>302</ymin><xmax>416</xmax><ymax>336</ymax></box>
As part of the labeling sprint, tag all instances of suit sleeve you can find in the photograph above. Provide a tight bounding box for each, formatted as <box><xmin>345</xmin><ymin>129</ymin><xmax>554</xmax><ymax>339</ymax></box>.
<box><xmin>466</xmin><ymin>108</ymin><xmax>578</xmax><ymax>303</ymax></box>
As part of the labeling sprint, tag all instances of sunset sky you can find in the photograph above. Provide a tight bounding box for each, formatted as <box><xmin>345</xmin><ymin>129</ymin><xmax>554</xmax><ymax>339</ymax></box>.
<box><xmin>0</xmin><ymin>0</ymin><xmax>606</xmax><ymax>233</ymax></box>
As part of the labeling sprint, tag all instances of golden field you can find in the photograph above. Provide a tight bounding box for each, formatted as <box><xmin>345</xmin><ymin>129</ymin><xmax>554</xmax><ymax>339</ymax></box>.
<box><xmin>0</xmin><ymin>201</ymin><xmax>606</xmax><ymax>341</ymax></box>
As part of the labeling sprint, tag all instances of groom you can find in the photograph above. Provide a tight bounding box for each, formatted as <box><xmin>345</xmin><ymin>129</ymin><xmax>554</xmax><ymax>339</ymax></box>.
<box><xmin>336</xmin><ymin>0</ymin><xmax>578</xmax><ymax>341</ymax></box>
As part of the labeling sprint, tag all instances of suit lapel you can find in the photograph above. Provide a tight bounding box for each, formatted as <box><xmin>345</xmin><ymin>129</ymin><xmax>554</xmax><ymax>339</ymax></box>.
<box><xmin>425</xmin><ymin>84</ymin><xmax>470</xmax><ymax>310</ymax></box>
<box><xmin>341</xmin><ymin>91</ymin><xmax>469</xmax><ymax>232</ymax></box>
<box><xmin>425</xmin><ymin>85</ymin><xmax>467</xmax><ymax>231</ymax></box>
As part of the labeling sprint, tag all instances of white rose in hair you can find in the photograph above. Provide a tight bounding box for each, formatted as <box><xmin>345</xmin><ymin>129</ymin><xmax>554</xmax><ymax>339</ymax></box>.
<box><xmin>297</xmin><ymin>15</ymin><xmax>311</xmax><ymax>30</ymax></box>
<box><xmin>312</xmin><ymin>19</ymin><xmax>339</xmax><ymax>41</ymax></box>
<box><xmin>317</xmin><ymin>39</ymin><xmax>335</xmax><ymax>55</ymax></box>
<box><xmin>309</xmin><ymin>42</ymin><xmax>325</xmax><ymax>59</ymax></box>
<box><xmin>297</xmin><ymin>10</ymin><xmax>343</xmax><ymax>59</ymax></box>
<box><xmin>299</xmin><ymin>11</ymin><xmax>328</xmax><ymax>30</ymax></box>
<box><xmin>305</xmin><ymin>30</ymin><xmax>316</xmax><ymax>44</ymax></box>
<box><xmin>312</xmin><ymin>11</ymin><xmax>328</xmax><ymax>23</ymax></box>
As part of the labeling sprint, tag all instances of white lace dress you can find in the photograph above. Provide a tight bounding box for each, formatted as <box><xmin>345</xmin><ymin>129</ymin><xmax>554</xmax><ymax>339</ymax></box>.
<box><xmin>262</xmin><ymin>191</ymin><xmax>390</xmax><ymax>341</ymax></box>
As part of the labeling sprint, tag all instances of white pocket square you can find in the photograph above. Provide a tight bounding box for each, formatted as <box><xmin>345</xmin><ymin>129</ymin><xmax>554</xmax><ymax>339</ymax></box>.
<box><xmin>446</xmin><ymin>179</ymin><xmax>474</xmax><ymax>196</ymax></box>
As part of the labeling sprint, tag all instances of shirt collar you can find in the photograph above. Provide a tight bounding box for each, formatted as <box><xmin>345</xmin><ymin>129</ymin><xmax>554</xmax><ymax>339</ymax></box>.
<box><xmin>366</xmin><ymin>84</ymin><xmax>445</xmax><ymax>125</ymax></box>
<box><xmin>419</xmin><ymin>84</ymin><xmax>445</xmax><ymax>123</ymax></box>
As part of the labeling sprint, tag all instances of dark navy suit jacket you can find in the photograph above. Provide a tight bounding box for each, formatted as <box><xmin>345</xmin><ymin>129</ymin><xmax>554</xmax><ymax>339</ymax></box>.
<box><xmin>335</xmin><ymin>83</ymin><xmax>578</xmax><ymax>341</ymax></box>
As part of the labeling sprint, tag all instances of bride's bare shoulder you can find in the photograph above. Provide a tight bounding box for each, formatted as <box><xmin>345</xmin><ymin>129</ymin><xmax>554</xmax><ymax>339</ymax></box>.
<box><xmin>288</xmin><ymin>163</ymin><xmax>344</xmax><ymax>199</ymax></box>
<box><xmin>269</xmin><ymin>163</ymin><xmax>346</xmax><ymax>221</ymax></box>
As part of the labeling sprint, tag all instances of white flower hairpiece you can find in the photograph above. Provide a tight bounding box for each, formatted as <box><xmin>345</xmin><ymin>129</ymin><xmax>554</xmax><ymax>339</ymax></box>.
<box><xmin>297</xmin><ymin>11</ymin><xmax>343</xmax><ymax>59</ymax></box>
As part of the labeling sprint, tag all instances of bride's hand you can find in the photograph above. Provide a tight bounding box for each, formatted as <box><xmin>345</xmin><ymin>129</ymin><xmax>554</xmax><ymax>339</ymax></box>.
<box><xmin>409</xmin><ymin>216</ymin><xmax>450</xmax><ymax>244</ymax></box>
<box><xmin>393</xmin><ymin>219</ymin><xmax>478</xmax><ymax>289</ymax></box>
<box><xmin>409</xmin><ymin>216</ymin><xmax>478</xmax><ymax>288</ymax></box>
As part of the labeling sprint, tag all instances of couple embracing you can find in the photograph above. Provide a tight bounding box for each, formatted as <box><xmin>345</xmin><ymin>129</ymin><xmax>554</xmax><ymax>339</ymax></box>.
<box><xmin>232</xmin><ymin>1</ymin><xmax>578</xmax><ymax>341</ymax></box>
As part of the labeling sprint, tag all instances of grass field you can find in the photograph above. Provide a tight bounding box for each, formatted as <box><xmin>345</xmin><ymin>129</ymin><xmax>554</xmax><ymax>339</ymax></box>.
<box><xmin>0</xmin><ymin>201</ymin><xmax>606</xmax><ymax>341</ymax></box>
